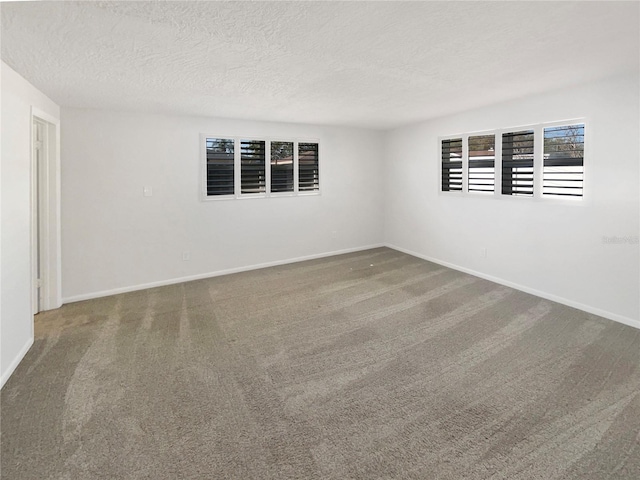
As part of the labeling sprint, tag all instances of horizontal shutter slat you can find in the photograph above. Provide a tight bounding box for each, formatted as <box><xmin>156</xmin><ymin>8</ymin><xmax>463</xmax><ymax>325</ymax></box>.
<box><xmin>543</xmin><ymin>157</ymin><xmax>583</xmax><ymax>167</ymax></box>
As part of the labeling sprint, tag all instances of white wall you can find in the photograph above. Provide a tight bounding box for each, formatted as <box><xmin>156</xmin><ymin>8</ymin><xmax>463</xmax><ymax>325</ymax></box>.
<box><xmin>61</xmin><ymin>109</ymin><xmax>384</xmax><ymax>300</ymax></box>
<box><xmin>384</xmin><ymin>73</ymin><xmax>640</xmax><ymax>327</ymax></box>
<box><xmin>1</xmin><ymin>62</ymin><xmax>60</xmax><ymax>387</ymax></box>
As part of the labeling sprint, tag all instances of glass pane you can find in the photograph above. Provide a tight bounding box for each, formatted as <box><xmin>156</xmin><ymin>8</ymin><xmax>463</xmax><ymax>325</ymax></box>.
<box><xmin>543</xmin><ymin>124</ymin><xmax>584</xmax><ymax>198</ymax></box>
<box><xmin>468</xmin><ymin>135</ymin><xmax>495</xmax><ymax>193</ymax></box>
<box><xmin>502</xmin><ymin>130</ymin><xmax>534</xmax><ymax>196</ymax></box>
<box><xmin>241</xmin><ymin>139</ymin><xmax>266</xmax><ymax>194</ymax></box>
<box><xmin>271</xmin><ymin>141</ymin><xmax>294</xmax><ymax>193</ymax></box>
<box><xmin>206</xmin><ymin>138</ymin><xmax>234</xmax><ymax>196</ymax></box>
<box><xmin>441</xmin><ymin>138</ymin><xmax>462</xmax><ymax>191</ymax></box>
<box><xmin>299</xmin><ymin>143</ymin><xmax>319</xmax><ymax>192</ymax></box>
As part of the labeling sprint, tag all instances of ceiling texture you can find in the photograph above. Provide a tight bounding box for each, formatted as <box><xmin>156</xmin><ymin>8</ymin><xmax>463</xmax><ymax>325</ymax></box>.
<box><xmin>1</xmin><ymin>1</ymin><xmax>639</xmax><ymax>130</ymax></box>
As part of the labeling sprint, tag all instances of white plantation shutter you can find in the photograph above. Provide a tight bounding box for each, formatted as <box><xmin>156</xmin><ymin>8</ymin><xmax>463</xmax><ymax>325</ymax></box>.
<box><xmin>502</xmin><ymin>130</ymin><xmax>534</xmax><ymax>196</ymax></box>
<box><xmin>441</xmin><ymin>138</ymin><xmax>463</xmax><ymax>192</ymax></box>
<box><xmin>468</xmin><ymin>135</ymin><xmax>495</xmax><ymax>193</ymax></box>
<box><xmin>206</xmin><ymin>138</ymin><xmax>235</xmax><ymax>196</ymax></box>
<box><xmin>543</xmin><ymin>124</ymin><xmax>584</xmax><ymax>197</ymax></box>
<box><xmin>202</xmin><ymin>136</ymin><xmax>319</xmax><ymax>200</ymax></box>
<box><xmin>298</xmin><ymin>142</ymin><xmax>319</xmax><ymax>192</ymax></box>
<box><xmin>241</xmin><ymin>139</ymin><xmax>266</xmax><ymax>194</ymax></box>
<box><xmin>271</xmin><ymin>141</ymin><xmax>294</xmax><ymax>193</ymax></box>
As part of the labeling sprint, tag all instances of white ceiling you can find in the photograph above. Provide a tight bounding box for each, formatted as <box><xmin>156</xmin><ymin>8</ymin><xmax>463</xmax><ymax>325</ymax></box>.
<box><xmin>2</xmin><ymin>1</ymin><xmax>638</xmax><ymax>130</ymax></box>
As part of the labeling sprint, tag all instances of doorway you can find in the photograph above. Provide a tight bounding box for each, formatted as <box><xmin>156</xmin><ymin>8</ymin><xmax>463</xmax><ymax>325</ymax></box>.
<box><xmin>31</xmin><ymin>110</ymin><xmax>61</xmax><ymax>314</ymax></box>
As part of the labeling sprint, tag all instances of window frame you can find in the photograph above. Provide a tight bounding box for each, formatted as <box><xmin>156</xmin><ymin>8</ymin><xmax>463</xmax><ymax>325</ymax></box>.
<box><xmin>239</xmin><ymin>138</ymin><xmax>268</xmax><ymax>197</ymax></box>
<box><xmin>467</xmin><ymin>133</ymin><xmax>497</xmax><ymax>194</ymax></box>
<box><xmin>501</xmin><ymin>128</ymin><xmax>536</xmax><ymax>197</ymax></box>
<box><xmin>203</xmin><ymin>136</ymin><xmax>236</xmax><ymax>198</ymax></box>
<box><xmin>269</xmin><ymin>139</ymin><xmax>296</xmax><ymax>196</ymax></box>
<box><xmin>297</xmin><ymin>141</ymin><xmax>321</xmax><ymax>195</ymax></box>
<box><xmin>441</xmin><ymin>136</ymin><xmax>464</xmax><ymax>192</ymax></box>
<box><xmin>541</xmin><ymin>122</ymin><xmax>586</xmax><ymax>198</ymax></box>
<box><xmin>200</xmin><ymin>134</ymin><xmax>320</xmax><ymax>201</ymax></box>
<box><xmin>438</xmin><ymin>118</ymin><xmax>587</xmax><ymax>203</ymax></box>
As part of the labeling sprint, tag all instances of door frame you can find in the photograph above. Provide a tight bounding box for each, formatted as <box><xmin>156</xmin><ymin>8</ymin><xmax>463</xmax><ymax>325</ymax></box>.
<box><xmin>31</xmin><ymin>107</ymin><xmax>62</xmax><ymax>314</ymax></box>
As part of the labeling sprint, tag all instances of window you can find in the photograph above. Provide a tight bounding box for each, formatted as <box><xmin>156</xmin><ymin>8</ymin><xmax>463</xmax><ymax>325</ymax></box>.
<box><xmin>203</xmin><ymin>137</ymin><xmax>319</xmax><ymax>199</ymax></box>
<box><xmin>241</xmin><ymin>139</ymin><xmax>266</xmax><ymax>194</ymax></box>
<box><xmin>502</xmin><ymin>130</ymin><xmax>534</xmax><ymax>196</ymax></box>
<box><xmin>468</xmin><ymin>135</ymin><xmax>495</xmax><ymax>193</ymax></box>
<box><xmin>441</xmin><ymin>138</ymin><xmax>462</xmax><ymax>191</ymax></box>
<box><xmin>439</xmin><ymin>120</ymin><xmax>585</xmax><ymax>200</ymax></box>
<box><xmin>271</xmin><ymin>141</ymin><xmax>294</xmax><ymax>193</ymax></box>
<box><xmin>543</xmin><ymin>124</ymin><xmax>584</xmax><ymax>197</ymax></box>
<box><xmin>299</xmin><ymin>142</ymin><xmax>319</xmax><ymax>192</ymax></box>
<box><xmin>206</xmin><ymin>138</ymin><xmax>234</xmax><ymax>196</ymax></box>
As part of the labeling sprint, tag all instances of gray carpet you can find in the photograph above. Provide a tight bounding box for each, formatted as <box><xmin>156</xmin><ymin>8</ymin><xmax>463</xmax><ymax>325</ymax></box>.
<box><xmin>1</xmin><ymin>247</ymin><xmax>639</xmax><ymax>479</ymax></box>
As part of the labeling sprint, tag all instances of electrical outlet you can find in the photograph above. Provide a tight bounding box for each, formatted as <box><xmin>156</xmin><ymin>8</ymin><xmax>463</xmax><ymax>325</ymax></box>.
<box><xmin>182</xmin><ymin>251</ymin><xmax>190</xmax><ymax>261</ymax></box>
<box><xmin>143</xmin><ymin>186</ymin><xmax>153</xmax><ymax>197</ymax></box>
<box><xmin>480</xmin><ymin>247</ymin><xmax>487</xmax><ymax>258</ymax></box>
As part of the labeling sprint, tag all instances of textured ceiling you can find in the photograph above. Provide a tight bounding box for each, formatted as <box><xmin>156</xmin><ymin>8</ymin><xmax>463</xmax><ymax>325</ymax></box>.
<box><xmin>1</xmin><ymin>1</ymin><xmax>639</xmax><ymax>129</ymax></box>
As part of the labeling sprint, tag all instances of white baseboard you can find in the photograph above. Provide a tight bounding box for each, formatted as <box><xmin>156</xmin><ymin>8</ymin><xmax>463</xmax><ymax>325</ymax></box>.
<box><xmin>60</xmin><ymin>242</ymin><xmax>640</xmax><ymax>331</ymax></box>
<box><xmin>1</xmin><ymin>336</ymin><xmax>34</xmax><ymax>390</ymax></box>
<box><xmin>385</xmin><ymin>243</ymin><xmax>640</xmax><ymax>331</ymax></box>
<box><xmin>62</xmin><ymin>244</ymin><xmax>386</xmax><ymax>304</ymax></box>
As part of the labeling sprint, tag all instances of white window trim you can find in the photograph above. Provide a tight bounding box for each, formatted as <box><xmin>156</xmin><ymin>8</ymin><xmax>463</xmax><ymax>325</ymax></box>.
<box><xmin>269</xmin><ymin>137</ymin><xmax>297</xmax><ymax>198</ymax></box>
<box><xmin>438</xmin><ymin>118</ymin><xmax>587</xmax><ymax>204</ymax></box>
<box><xmin>200</xmin><ymin>134</ymin><xmax>321</xmax><ymax>201</ymax></box>
<box><xmin>297</xmin><ymin>139</ymin><xmax>321</xmax><ymax>196</ymax></box>
<box><xmin>467</xmin><ymin>132</ymin><xmax>497</xmax><ymax>196</ymax></box>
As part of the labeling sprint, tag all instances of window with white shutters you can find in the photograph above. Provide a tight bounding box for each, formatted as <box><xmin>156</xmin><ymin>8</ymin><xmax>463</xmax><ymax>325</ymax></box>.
<box><xmin>441</xmin><ymin>138</ymin><xmax>463</xmax><ymax>192</ymax></box>
<box><xmin>439</xmin><ymin>120</ymin><xmax>584</xmax><ymax>201</ymax></box>
<box><xmin>543</xmin><ymin>124</ymin><xmax>584</xmax><ymax>197</ymax></box>
<box><xmin>299</xmin><ymin>143</ymin><xmax>319</xmax><ymax>192</ymax></box>
<box><xmin>271</xmin><ymin>141</ymin><xmax>294</xmax><ymax>193</ymax></box>
<box><xmin>241</xmin><ymin>139</ymin><xmax>266</xmax><ymax>194</ymax></box>
<box><xmin>203</xmin><ymin>137</ymin><xmax>319</xmax><ymax>199</ymax></box>
<box><xmin>502</xmin><ymin>130</ymin><xmax>534</xmax><ymax>196</ymax></box>
<box><xmin>206</xmin><ymin>138</ymin><xmax>235</xmax><ymax>196</ymax></box>
<box><xmin>468</xmin><ymin>135</ymin><xmax>495</xmax><ymax>193</ymax></box>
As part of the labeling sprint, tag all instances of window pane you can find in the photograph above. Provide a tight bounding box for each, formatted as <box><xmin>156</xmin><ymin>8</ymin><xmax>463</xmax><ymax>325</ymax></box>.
<box><xmin>441</xmin><ymin>138</ymin><xmax>462</xmax><ymax>191</ymax></box>
<box><xmin>271</xmin><ymin>141</ymin><xmax>294</xmax><ymax>193</ymax></box>
<box><xmin>299</xmin><ymin>143</ymin><xmax>319</xmax><ymax>192</ymax></box>
<box><xmin>241</xmin><ymin>139</ymin><xmax>266</xmax><ymax>194</ymax></box>
<box><xmin>468</xmin><ymin>135</ymin><xmax>495</xmax><ymax>193</ymax></box>
<box><xmin>206</xmin><ymin>138</ymin><xmax>234</xmax><ymax>196</ymax></box>
<box><xmin>502</xmin><ymin>130</ymin><xmax>534</xmax><ymax>196</ymax></box>
<box><xmin>543</xmin><ymin>124</ymin><xmax>584</xmax><ymax>198</ymax></box>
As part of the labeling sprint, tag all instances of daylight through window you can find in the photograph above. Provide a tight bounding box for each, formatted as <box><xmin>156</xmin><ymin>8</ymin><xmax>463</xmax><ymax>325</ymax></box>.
<box><xmin>204</xmin><ymin>137</ymin><xmax>319</xmax><ymax>199</ymax></box>
<box><xmin>441</xmin><ymin>138</ymin><xmax>462</xmax><ymax>192</ymax></box>
<box><xmin>440</xmin><ymin>121</ymin><xmax>585</xmax><ymax>200</ymax></box>
<box><xmin>468</xmin><ymin>135</ymin><xmax>495</xmax><ymax>193</ymax></box>
<box><xmin>543</xmin><ymin>124</ymin><xmax>584</xmax><ymax>197</ymax></box>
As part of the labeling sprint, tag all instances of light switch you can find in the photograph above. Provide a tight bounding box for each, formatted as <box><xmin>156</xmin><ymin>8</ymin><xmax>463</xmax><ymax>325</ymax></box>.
<box><xmin>143</xmin><ymin>186</ymin><xmax>153</xmax><ymax>197</ymax></box>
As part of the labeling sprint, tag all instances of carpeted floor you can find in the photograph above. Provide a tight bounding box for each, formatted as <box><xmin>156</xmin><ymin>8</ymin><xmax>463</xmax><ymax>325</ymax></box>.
<box><xmin>1</xmin><ymin>247</ymin><xmax>639</xmax><ymax>479</ymax></box>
